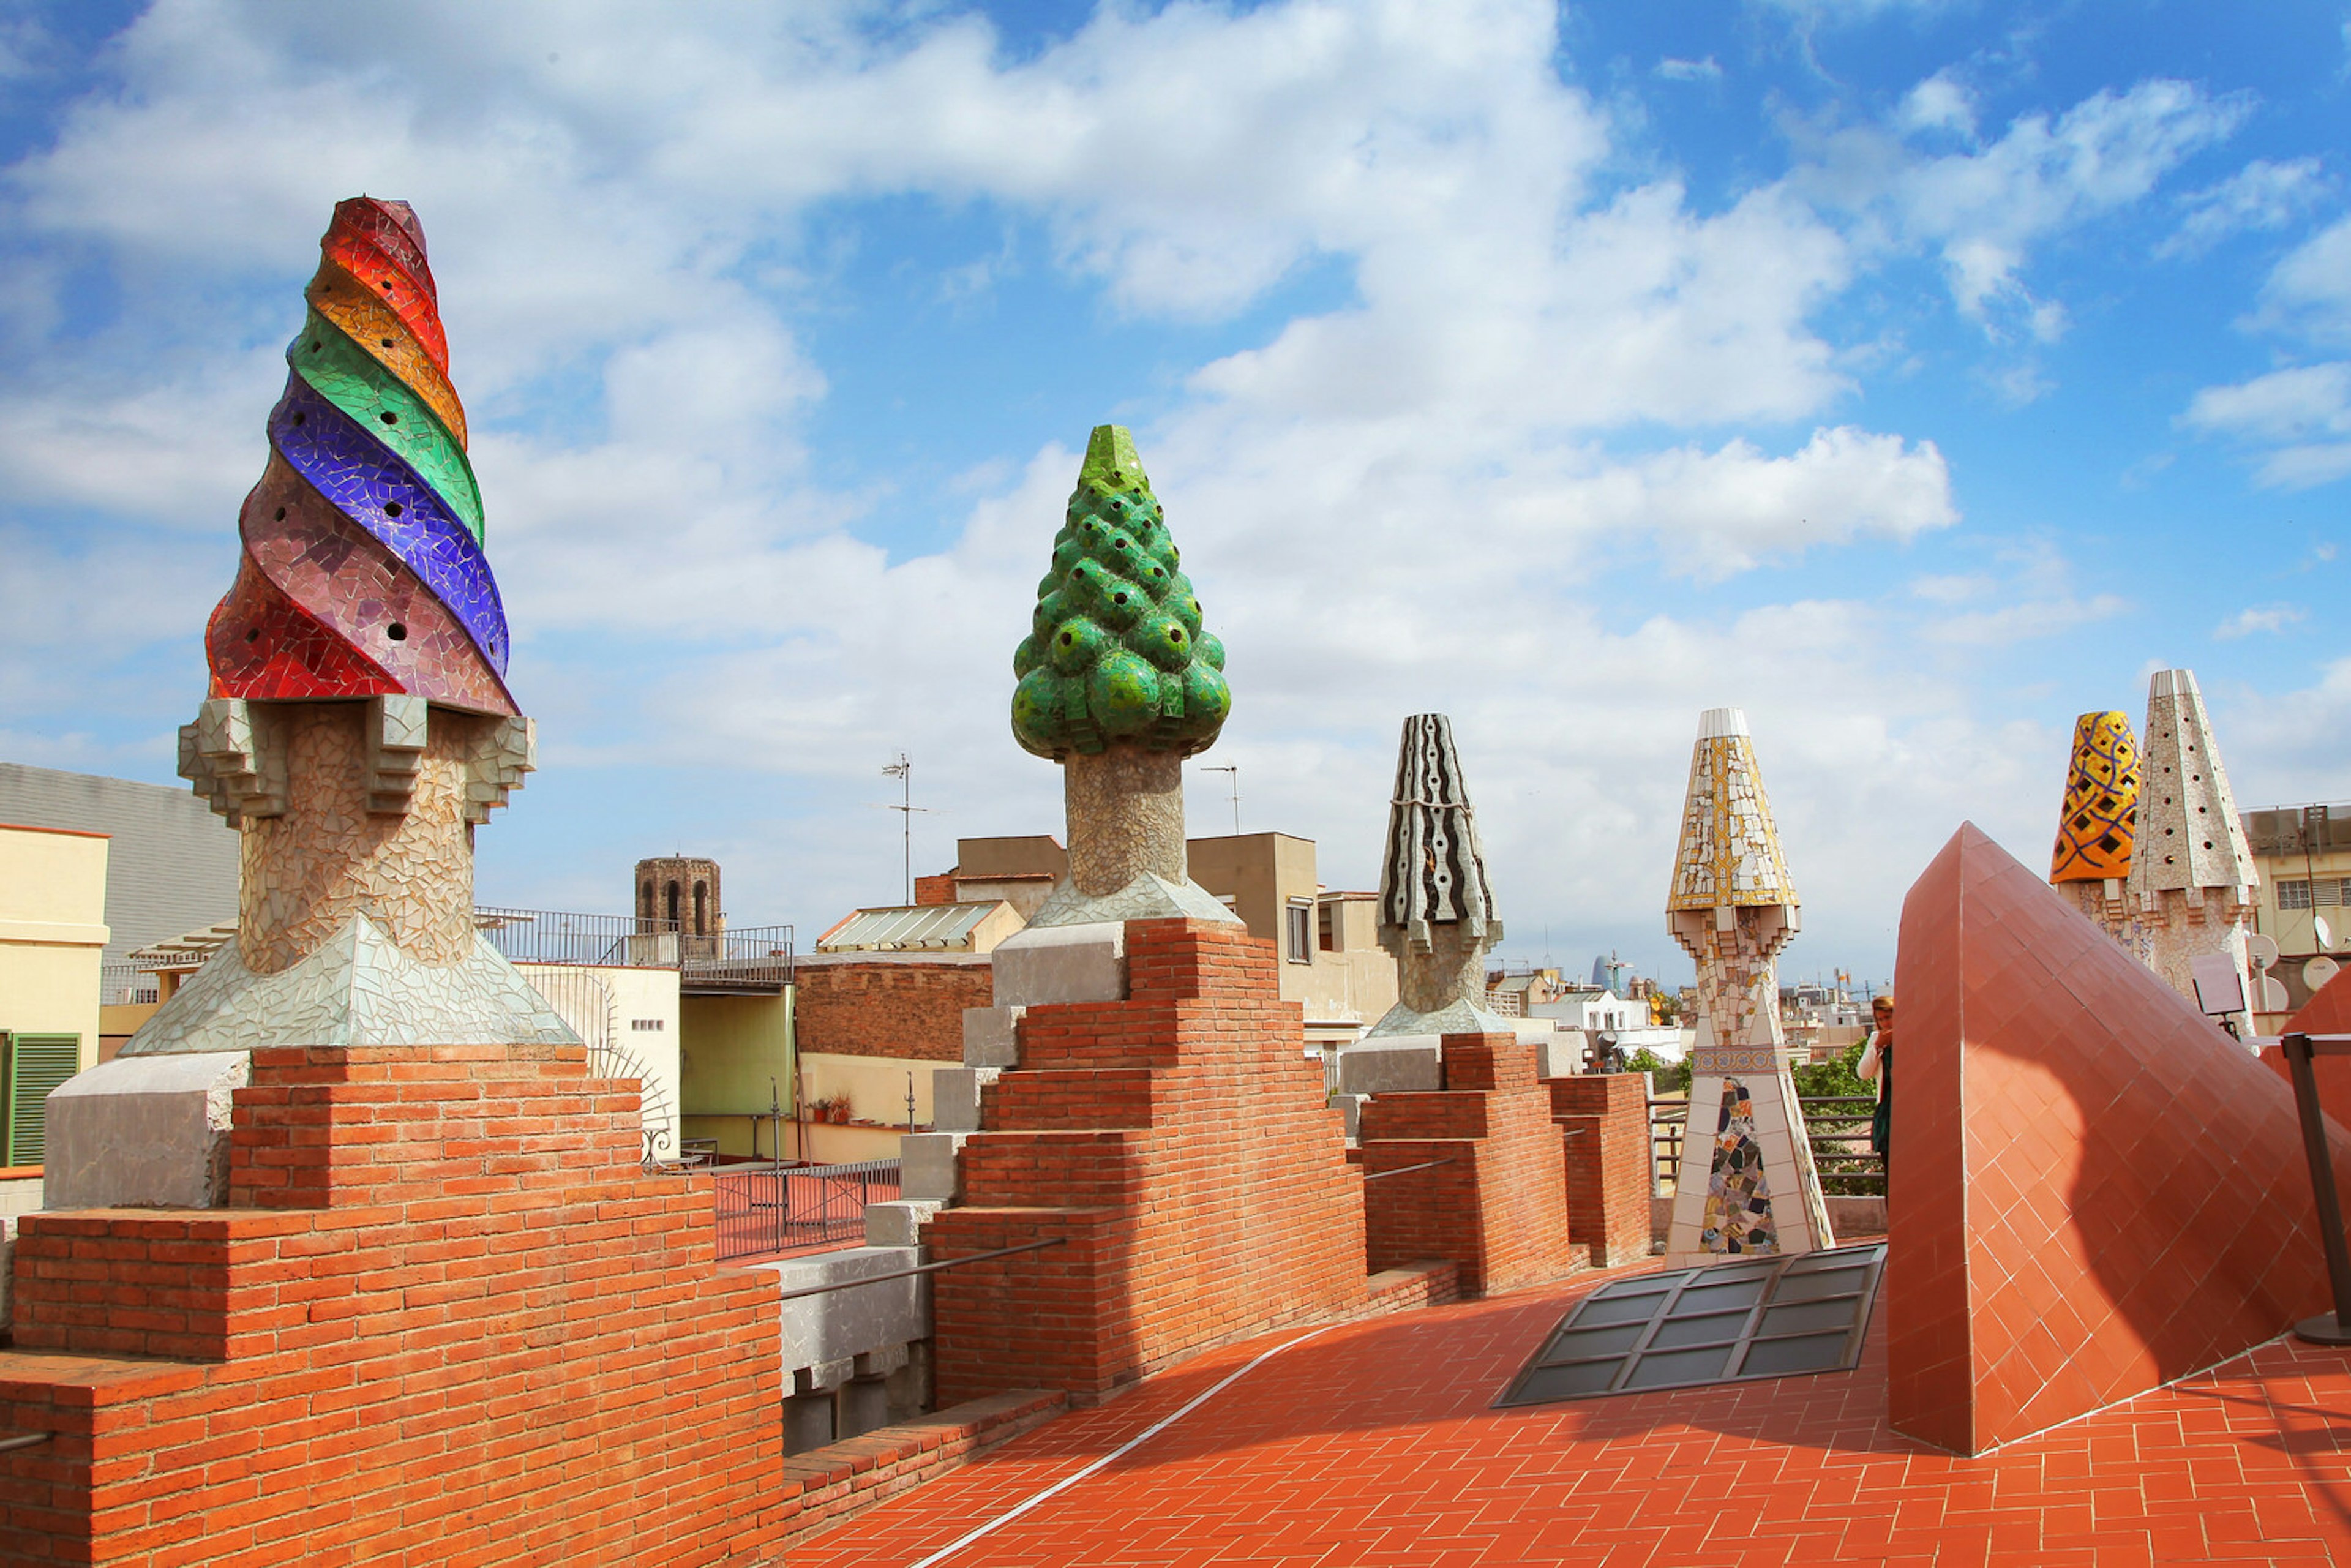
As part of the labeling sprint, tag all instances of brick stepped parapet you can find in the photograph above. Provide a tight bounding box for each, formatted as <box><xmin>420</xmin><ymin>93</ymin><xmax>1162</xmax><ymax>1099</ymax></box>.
<box><xmin>924</xmin><ymin>917</ymin><xmax>1366</xmax><ymax>1406</ymax></box>
<box><xmin>1357</xmin><ymin>1032</ymin><xmax>1575</xmax><ymax>1296</ymax></box>
<box><xmin>1546</xmin><ymin>1070</ymin><xmax>1654</xmax><ymax>1268</ymax></box>
<box><xmin>1</xmin><ymin>1044</ymin><xmax>787</xmax><ymax>1564</ymax></box>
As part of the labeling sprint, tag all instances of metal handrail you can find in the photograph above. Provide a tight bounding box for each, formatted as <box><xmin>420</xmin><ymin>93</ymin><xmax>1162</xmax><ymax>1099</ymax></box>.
<box><xmin>771</xmin><ymin>1238</ymin><xmax>1066</xmax><ymax>1302</ymax></box>
<box><xmin>1648</xmin><ymin>1090</ymin><xmax>1886</xmax><ymax>1198</ymax></box>
<box><xmin>0</xmin><ymin>1431</ymin><xmax>52</xmax><ymax>1454</ymax></box>
<box><xmin>1363</xmin><ymin>1157</ymin><xmax>1458</xmax><ymax>1182</ymax></box>
<box><xmin>2282</xmin><ymin>1032</ymin><xmax>2351</xmax><ymax>1344</ymax></box>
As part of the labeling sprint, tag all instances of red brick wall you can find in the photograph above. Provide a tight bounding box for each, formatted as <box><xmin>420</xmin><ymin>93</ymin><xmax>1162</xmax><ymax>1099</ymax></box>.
<box><xmin>794</xmin><ymin>960</ymin><xmax>992</xmax><ymax>1062</ymax></box>
<box><xmin>1358</xmin><ymin>1032</ymin><xmax>1575</xmax><ymax>1296</ymax></box>
<box><xmin>1</xmin><ymin>1045</ymin><xmax>787</xmax><ymax>1567</ymax></box>
<box><xmin>1548</xmin><ymin>1071</ymin><xmax>1653</xmax><ymax>1267</ymax></box>
<box><xmin>913</xmin><ymin>874</ymin><xmax>957</xmax><ymax>908</ymax></box>
<box><xmin>924</xmin><ymin>918</ymin><xmax>1368</xmax><ymax>1405</ymax></box>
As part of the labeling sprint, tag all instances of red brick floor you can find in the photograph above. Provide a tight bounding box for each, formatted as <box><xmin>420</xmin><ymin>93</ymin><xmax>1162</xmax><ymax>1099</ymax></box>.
<box><xmin>791</xmin><ymin>1264</ymin><xmax>2351</xmax><ymax>1566</ymax></box>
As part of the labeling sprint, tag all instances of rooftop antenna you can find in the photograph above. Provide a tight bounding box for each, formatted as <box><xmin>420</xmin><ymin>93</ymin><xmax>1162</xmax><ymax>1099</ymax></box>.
<box><xmin>875</xmin><ymin>753</ymin><xmax>937</xmax><ymax>906</ymax></box>
<box><xmin>1201</xmin><ymin>763</ymin><xmax>1240</xmax><ymax>836</ymax></box>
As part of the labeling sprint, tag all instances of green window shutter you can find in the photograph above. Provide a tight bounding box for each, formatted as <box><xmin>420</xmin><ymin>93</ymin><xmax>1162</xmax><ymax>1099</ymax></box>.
<box><xmin>6</xmin><ymin>1033</ymin><xmax>81</xmax><ymax>1166</ymax></box>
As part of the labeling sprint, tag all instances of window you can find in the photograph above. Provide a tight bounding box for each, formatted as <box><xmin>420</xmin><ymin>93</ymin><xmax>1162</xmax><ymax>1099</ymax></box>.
<box><xmin>1318</xmin><ymin>901</ymin><xmax>1340</xmax><ymax>953</ymax></box>
<box><xmin>694</xmin><ymin>881</ymin><xmax>708</xmax><ymax>935</ymax></box>
<box><xmin>2281</xmin><ymin>880</ymin><xmax>2314</xmax><ymax>910</ymax></box>
<box><xmin>666</xmin><ymin>880</ymin><xmax>681</xmax><ymax>925</ymax></box>
<box><xmin>1286</xmin><ymin>901</ymin><xmax>1313</xmax><ymax>963</ymax></box>
<box><xmin>3</xmin><ymin>1033</ymin><xmax>81</xmax><ymax>1166</ymax></box>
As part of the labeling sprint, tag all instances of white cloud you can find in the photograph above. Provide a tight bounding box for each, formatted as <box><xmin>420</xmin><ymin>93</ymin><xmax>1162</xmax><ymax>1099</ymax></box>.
<box><xmin>2256</xmin><ymin>214</ymin><xmax>2351</xmax><ymax>347</ymax></box>
<box><xmin>1897</xmin><ymin>72</ymin><xmax>1976</xmax><ymax>138</ymax></box>
<box><xmin>0</xmin><ymin>0</ymin><xmax>2192</xmax><ymax>975</ymax></box>
<box><xmin>1801</xmin><ymin>78</ymin><xmax>2249</xmax><ymax>343</ymax></box>
<box><xmin>1912</xmin><ymin>541</ymin><xmax>2127</xmax><ymax>647</ymax></box>
<box><xmin>2207</xmin><ymin>656</ymin><xmax>2351</xmax><ymax>810</ymax></box>
<box><xmin>2182</xmin><ymin>362</ymin><xmax>2351</xmax><ymax>489</ymax></box>
<box><xmin>2216</xmin><ymin>604</ymin><xmax>2306</xmax><ymax>639</ymax></box>
<box><xmin>2158</xmin><ymin>157</ymin><xmax>2331</xmax><ymax>259</ymax></box>
<box><xmin>1909</xmin><ymin>572</ymin><xmax>1993</xmax><ymax>603</ymax></box>
<box><xmin>1657</xmin><ymin>56</ymin><xmax>1722</xmax><ymax>83</ymax></box>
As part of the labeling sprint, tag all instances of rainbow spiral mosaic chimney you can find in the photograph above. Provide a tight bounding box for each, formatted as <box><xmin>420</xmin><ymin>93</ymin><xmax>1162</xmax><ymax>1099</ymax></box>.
<box><xmin>204</xmin><ymin>198</ymin><xmax>514</xmax><ymax>716</ymax></box>
<box><xmin>142</xmin><ymin>197</ymin><xmax>553</xmax><ymax>1067</ymax></box>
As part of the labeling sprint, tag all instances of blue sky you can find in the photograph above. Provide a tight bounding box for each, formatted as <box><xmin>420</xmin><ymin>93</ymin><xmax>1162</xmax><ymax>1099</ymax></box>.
<box><xmin>2</xmin><ymin>0</ymin><xmax>2346</xmax><ymax>988</ymax></box>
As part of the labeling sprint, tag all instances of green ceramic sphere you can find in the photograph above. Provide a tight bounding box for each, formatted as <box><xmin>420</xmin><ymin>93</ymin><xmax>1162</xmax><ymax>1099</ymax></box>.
<box><xmin>1011</xmin><ymin>425</ymin><xmax>1231</xmax><ymax>760</ymax></box>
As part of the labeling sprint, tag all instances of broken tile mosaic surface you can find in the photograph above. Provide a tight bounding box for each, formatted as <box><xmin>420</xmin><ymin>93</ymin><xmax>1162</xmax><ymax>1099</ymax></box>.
<box><xmin>1668</xmin><ymin>713</ymin><xmax>1796</xmax><ymax>912</ymax></box>
<box><xmin>1701</xmin><ymin>1079</ymin><xmax>1779</xmax><ymax>1254</ymax></box>
<box><xmin>234</xmin><ymin>703</ymin><xmax>486</xmax><ymax>971</ymax></box>
<box><xmin>206</xmin><ymin>195</ymin><xmax>509</xmax><ymax>711</ymax></box>
<box><xmin>306</xmin><ymin>263</ymin><xmax>467</xmax><ymax>440</ymax></box>
<box><xmin>119</xmin><ymin>913</ymin><xmax>578</xmax><ymax>1056</ymax></box>
<box><xmin>230</xmin><ymin>457</ymin><xmax>514</xmax><ymax>715</ymax></box>
<box><xmin>2049</xmin><ymin>709</ymin><xmax>2140</xmax><ymax>883</ymax></box>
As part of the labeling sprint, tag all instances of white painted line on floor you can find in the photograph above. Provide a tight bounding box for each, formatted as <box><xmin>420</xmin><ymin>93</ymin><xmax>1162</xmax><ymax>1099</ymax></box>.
<box><xmin>905</xmin><ymin>1325</ymin><xmax>1337</xmax><ymax>1568</ymax></box>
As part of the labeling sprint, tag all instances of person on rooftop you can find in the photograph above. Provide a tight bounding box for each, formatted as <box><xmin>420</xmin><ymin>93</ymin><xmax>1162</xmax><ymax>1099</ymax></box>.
<box><xmin>1858</xmin><ymin>994</ymin><xmax>1894</xmax><ymax>1173</ymax></box>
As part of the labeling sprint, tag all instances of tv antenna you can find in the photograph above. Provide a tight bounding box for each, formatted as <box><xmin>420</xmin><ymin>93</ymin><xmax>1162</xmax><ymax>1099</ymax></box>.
<box><xmin>1201</xmin><ymin>763</ymin><xmax>1240</xmax><ymax>836</ymax></box>
<box><xmin>874</xmin><ymin>753</ymin><xmax>937</xmax><ymax>906</ymax></box>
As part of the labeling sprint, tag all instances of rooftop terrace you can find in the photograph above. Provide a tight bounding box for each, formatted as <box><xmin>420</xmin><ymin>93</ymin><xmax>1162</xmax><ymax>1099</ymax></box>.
<box><xmin>793</xmin><ymin>1262</ymin><xmax>2351</xmax><ymax>1567</ymax></box>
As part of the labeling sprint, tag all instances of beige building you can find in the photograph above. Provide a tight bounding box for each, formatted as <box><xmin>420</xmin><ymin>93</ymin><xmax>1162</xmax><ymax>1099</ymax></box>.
<box><xmin>923</xmin><ymin>831</ymin><xmax>1398</xmax><ymax>1051</ymax></box>
<box><xmin>2244</xmin><ymin>803</ymin><xmax>2351</xmax><ymax>1030</ymax></box>
<box><xmin>0</xmin><ymin>822</ymin><xmax>111</xmax><ymax>1166</ymax></box>
<box><xmin>914</xmin><ymin>835</ymin><xmax>1066</xmax><ymax>921</ymax></box>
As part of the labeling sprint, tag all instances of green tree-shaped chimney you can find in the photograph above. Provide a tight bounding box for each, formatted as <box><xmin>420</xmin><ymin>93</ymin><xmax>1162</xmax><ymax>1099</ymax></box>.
<box><xmin>1011</xmin><ymin>426</ymin><xmax>1229</xmax><ymax>760</ymax></box>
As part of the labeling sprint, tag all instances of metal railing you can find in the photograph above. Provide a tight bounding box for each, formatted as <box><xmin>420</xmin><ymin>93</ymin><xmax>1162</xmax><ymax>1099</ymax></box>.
<box><xmin>681</xmin><ymin>924</ymin><xmax>795</xmax><ymax>991</ymax></box>
<box><xmin>98</xmin><ymin>963</ymin><xmax>159</xmax><ymax>1007</ymax></box>
<box><xmin>478</xmin><ymin>908</ymin><xmax>686</xmax><ymax>969</ymax></box>
<box><xmin>473</xmin><ymin>909</ymin><xmax>793</xmax><ymax>988</ymax></box>
<box><xmin>711</xmin><ymin>1158</ymin><xmax>900</xmax><ymax>1261</ymax></box>
<box><xmin>1649</xmin><ymin>1095</ymin><xmax>1884</xmax><ymax>1198</ymax></box>
<box><xmin>772</xmin><ymin>1238</ymin><xmax>1067</xmax><ymax>1302</ymax></box>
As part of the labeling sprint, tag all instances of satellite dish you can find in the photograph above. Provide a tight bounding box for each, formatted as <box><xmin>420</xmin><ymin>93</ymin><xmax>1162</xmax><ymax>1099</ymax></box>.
<box><xmin>2308</xmin><ymin>955</ymin><xmax>2344</xmax><ymax>994</ymax></box>
<box><xmin>2259</xmin><ymin>976</ymin><xmax>2293</xmax><ymax>1012</ymax></box>
<box><xmin>2317</xmin><ymin>916</ymin><xmax>2336</xmax><ymax>952</ymax></box>
<box><xmin>2248</xmin><ymin>934</ymin><xmax>2281</xmax><ymax>971</ymax></box>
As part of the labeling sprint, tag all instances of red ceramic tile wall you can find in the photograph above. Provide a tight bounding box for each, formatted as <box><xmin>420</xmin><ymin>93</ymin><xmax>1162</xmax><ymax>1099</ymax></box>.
<box><xmin>1890</xmin><ymin>823</ymin><xmax>2351</xmax><ymax>1455</ymax></box>
<box><xmin>925</xmin><ymin>919</ymin><xmax>1370</xmax><ymax>1406</ymax></box>
<box><xmin>1</xmin><ymin>1046</ymin><xmax>787</xmax><ymax>1566</ymax></box>
<box><xmin>1358</xmin><ymin>1033</ymin><xmax>1575</xmax><ymax>1296</ymax></box>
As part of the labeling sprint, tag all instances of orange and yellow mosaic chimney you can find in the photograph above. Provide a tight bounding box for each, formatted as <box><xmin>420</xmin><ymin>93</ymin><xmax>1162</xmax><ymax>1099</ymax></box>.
<box><xmin>2050</xmin><ymin>710</ymin><xmax>2139</xmax><ymax>883</ymax></box>
<box><xmin>2049</xmin><ymin>710</ymin><xmax>2139</xmax><ymax>934</ymax></box>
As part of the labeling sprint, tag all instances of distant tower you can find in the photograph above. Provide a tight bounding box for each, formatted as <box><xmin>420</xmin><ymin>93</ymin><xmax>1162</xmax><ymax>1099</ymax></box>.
<box><xmin>2122</xmin><ymin>670</ymin><xmax>2259</xmax><ymax>1030</ymax></box>
<box><xmin>2049</xmin><ymin>709</ymin><xmax>2141</xmax><ymax>936</ymax></box>
<box><xmin>1663</xmin><ymin>708</ymin><xmax>1834</xmax><ymax>1263</ymax></box>
<box><xmin>635</xmin><ymin>857</ymin><xmax>723</xmax><ymax>947</ymax></box>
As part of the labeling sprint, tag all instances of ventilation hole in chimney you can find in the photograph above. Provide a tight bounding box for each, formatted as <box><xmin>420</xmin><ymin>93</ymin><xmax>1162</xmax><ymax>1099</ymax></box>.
<box><xmin>387</xmin><ymin>623</ymin><xmax>408</xmax><ymax>642</ymax></box>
